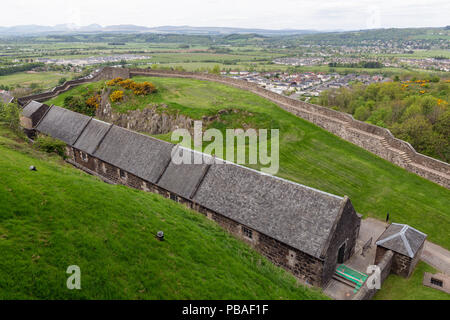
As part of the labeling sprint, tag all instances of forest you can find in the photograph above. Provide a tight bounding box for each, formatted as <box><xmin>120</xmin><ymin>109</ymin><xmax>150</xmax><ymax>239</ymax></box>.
<box><xmin>317</xmin><ymin>78</ymin><xmax>450</xmax><ymax>162</ymax></box>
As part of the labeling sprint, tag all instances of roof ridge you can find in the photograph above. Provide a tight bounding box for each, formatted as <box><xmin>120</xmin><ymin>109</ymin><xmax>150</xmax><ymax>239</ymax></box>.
<box><xmin>33</xmin><ymin>103</ymin><xmax>53</xmax><ymax>130</ymax></box>
<box><xmin>178</xmin><ymin>146</ymin><xmax>343</xmax><ymax>200</ymax></box>
<box><xmin>71</xmin><ymin>116</ymin><xmax>93</xmax><ymax>147</ymax></box>
<box><xmin>400</xmin><ymin>232</ymin><xmax>414</xmax><ymax>258</ymax></box>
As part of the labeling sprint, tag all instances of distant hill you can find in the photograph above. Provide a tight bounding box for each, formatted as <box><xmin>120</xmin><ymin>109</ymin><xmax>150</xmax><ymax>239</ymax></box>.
<box><xmin>0</xmin><ymin>24</ymin><xmax>319</xmax><ymax>36</ymax></box>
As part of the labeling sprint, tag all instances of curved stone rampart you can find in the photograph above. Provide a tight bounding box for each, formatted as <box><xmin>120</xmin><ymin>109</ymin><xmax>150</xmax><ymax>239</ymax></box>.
<box><xmin>16</xmin><ymin>67</ymin><xmax>450</xmax><ymax>188</ymax></box>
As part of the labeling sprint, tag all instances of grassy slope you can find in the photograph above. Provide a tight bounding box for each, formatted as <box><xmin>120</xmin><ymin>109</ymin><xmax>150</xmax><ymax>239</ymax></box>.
<box><xmin>0</xmin><ymin>71</ymin><xmax>76</xmax><ymax>90</ymax></box>
<box><xmin>0</xmin><ymin>127</ymin><xmax>325</xmax><ymax>300</ymax></box>
<box><xmin>47</xmin><ymin>77</ymin><xmax>450</xmax><ymax>250</ymax></box>
<box><xmin>374</xmin><ymin>261</ymin><xmax>449</xmax><ymax>300</ymax></box>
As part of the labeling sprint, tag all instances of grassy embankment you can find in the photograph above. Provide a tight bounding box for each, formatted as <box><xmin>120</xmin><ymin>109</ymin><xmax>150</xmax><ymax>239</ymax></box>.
<box><xmin>374</xmin><ymin>261</ymin><xmax>449</xmax><ymax>300</ymax></box>
<box><xmin>0</xmin><ymin>125</ymin><xmax>325</xmax><ymax>299</ymax></box>
<box><xmin>47</xmin><ymin>76</ymin><xmax>450</xmax><ymax>250</ymax></box>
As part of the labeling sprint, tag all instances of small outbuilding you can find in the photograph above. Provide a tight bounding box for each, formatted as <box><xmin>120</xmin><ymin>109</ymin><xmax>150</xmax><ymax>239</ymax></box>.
<box><xmin>375</xmin><ymin>223</ymin><xmax>427</xmax><ymax>278</ymax></box>
<box><xmin>19</xmin><ymin>101</ymin><xmax>51</xmax><ymax>137</ymax></box>
<box><xmin>0</xmin><ymin>91</ymin><xmax>14</xmax><ymax>104</ymax></box>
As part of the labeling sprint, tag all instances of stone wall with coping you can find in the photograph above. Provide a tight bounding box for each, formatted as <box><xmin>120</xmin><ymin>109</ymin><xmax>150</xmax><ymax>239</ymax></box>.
<box><xmin>17</xmin><ymin>66</ymin><xmax>450</xmax><ymax>187</ymax></box>
<box><xmin>352</xmin><ymin>249</ymin><xmax>394</xmax><ymax>300</ymax></box>
<box><xmin>129</xmin><ymin>68</ymin><xmax>450</xmax><ymax>188</ymax></box>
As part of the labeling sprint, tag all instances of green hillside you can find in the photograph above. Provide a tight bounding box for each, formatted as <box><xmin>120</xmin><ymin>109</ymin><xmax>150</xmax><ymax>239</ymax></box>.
<box><xmin>46</xmin><ymin>76</ymin><xmax>450</xmax><ymax>249</ymax></box>
<box><xmin>0</xmin><ymin>126</ymin><xmax>325</xmax><ymax>300</ymax></box>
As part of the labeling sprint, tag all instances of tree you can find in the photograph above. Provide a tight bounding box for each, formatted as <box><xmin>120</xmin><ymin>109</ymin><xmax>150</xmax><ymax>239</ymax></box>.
<box><xmin>0</xmin><ymin>102</ymin><xmax>21</xmax><ymax>134</ymax></box>
<box><xmin>210</xmin><ymin>65</ymin><xmax>221</xmax><ymax>75</ymax></box>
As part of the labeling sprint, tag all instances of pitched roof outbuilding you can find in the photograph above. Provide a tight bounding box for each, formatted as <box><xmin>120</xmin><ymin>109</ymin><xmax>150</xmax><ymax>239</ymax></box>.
<box><xmin>0</xmin><ymin>91</ymin><xmax>14</xmax><ymax>104</ymax></box>
<box><xmin>22</xmin><ymin>101</ymin><xmax>46</xmax><ymax>118</ymax></box>
<box><xmin>25</xmin><ymin>101</ymin><xmax>355</xmax><ymax>259</ymax></box>
<box><xmin>376</xmin><ymin>223</ymin><xmax>427</xmax><ymax>258</ymax></box>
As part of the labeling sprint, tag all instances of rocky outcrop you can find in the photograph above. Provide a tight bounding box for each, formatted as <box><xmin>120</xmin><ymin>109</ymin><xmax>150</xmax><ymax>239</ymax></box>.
<box><xmin>96</xmin><ymin>89</ymin><xmax>194</xmax><ymax>135</ymax></box>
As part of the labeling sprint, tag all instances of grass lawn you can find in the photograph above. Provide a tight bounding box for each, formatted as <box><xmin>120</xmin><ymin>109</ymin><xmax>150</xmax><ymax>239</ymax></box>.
<box><xmin>0</xmin><ymin>71</ymin><xmax>77</xmax><ymax>90</ymax></box>
<box><xmin>374</xmin><ymin>262</ymin><xmax>449</xmax><ymax>300</ymax></box>
<box><xmin>46</xmin><ymin>76</ymin><xmax>450</xmax><ymax>250</ymax></box>
<box><xmin>0</xmin><ymin>126</ymin><xmax>325</xmax><ymax>300</ymax></box>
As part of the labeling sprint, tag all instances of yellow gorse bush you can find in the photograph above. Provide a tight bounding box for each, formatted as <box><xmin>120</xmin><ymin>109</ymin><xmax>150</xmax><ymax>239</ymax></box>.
<box><xmin>106</xmin><ymin>78</ymin><xmax>157</xmax><ymax>96</ymax></box>
<box><xmin>110</xmin><ymin>90</ymin><xmax>124</xmax><ymax>102</ymax></box>
<box><xmin>86</xmin><ymin>94</ymin><xmax>101</xmax><ymax>109</ymax></box>
<box><xmin>106</xmin><ymin>77</ymin><xmax>124</xmax><ymax>86</ymax></box>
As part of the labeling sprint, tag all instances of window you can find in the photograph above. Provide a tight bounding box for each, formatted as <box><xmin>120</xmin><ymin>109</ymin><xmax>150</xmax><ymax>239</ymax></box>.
<box><xmin>170</xmin><ymin>193</ymin><xmax>177</xmax><ymax>201</ymax></box>
<box><xmin>119</xmin><ymin>169</ymin><xmax>127</xmax><ymax>179</ymax></box>
<box><xmin>80</xmin><ymin>152</ymin><xmax>88</xmax><ymax>162</ymax></box>
<box><xmin>431</xmin><ymin>278</ymin><xmax>443</xmax><ymax>287</ymax></box>
<box><xmin>242</xmin><ymin>226</ymin><xmax>253</xmax><ymax>239</ymax></box>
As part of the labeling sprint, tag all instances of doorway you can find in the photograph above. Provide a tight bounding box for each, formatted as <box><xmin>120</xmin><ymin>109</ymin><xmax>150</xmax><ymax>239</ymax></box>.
<box><xmin>337</xmin><ymin>242</ymin><xmax>346</xmax><ymax>264</ymax></box>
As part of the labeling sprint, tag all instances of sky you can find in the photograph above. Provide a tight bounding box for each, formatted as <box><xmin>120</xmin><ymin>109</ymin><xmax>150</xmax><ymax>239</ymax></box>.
<box><xmin>3</xmin><ymin>0</ymin><xmax>449</xmax><ymax>31</ymax></box>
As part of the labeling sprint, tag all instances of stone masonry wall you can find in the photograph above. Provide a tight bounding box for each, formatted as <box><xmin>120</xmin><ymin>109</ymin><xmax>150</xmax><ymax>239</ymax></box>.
<box><xmin>353</xmin><ymin>249</ymin><xmax>394</xmax><ymax>300</ymax></box>
<box><xmin>67</xmin><ymin>146</ymin><xmax>326</xmax><ymax>287</ymax></box>
<box><xmin>375</xmin><ymin>244</ymin><xmax>422</xmax><ymax>278</ymax></box>
<box><xmin>18</xmin><ymin>66</ymin><xmax>450</xmax><ymax>187</ymax></box>
<box><xmin>129</xmin><ymin>68</ymin><xmax>450</xmax><ymax>189</ymax></box>
<box><xmin>322</xmin><ymin>197</ymin><xmax>361</xmax><ymax>287</ymax></box>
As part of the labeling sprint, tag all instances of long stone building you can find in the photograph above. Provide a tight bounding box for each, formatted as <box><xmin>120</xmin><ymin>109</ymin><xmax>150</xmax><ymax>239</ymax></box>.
<box><xmin>21</xmin><ymin>101</ymin><xmax>361</xmax><ymax>288</ymax></box>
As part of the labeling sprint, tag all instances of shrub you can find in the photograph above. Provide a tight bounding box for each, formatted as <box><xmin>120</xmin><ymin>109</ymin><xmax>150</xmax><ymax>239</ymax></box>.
<box><xmin>118</xmin><ymin>79</ymin><xmax>135</xmax><ymax>89</ymax></box>
<box><xmin>106</xmin><ymin>77</ymin><xmax>124</xmax><ymax>86</ymax></box>
<box><xmin>131</xmin><ymin>81</ymin><xmax>156</xmax><ymax>95</ymax></box>
<box><xmin>63</xmin><ymin>96</ymin><xmax>96</xmax><ymax>116</ymax></box>
<box><xmin>110</xmin><ymin>90</ymin><xmax>124</xmax><ymax>102</ymax></box>
<box><xmin>0</xmin><ymin>102</ymin><xmax>21</xmax><ymax>133</ymax></box>
<box><xmin>34</xmin><ymin>134</ymin><xmax>66</xmax><ymax>157</ymax></box>
<box><xmin>86</xmin><ymin>94</ymin><xmax>101</xmax><ymax>109</ymax></box>
<box><xmin>354</xmin><ymin>106</ymin><xmax>371</xmax><ymax>121</ymax></box>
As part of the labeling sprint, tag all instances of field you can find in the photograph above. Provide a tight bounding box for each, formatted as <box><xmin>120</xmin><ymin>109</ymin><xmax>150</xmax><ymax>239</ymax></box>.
<box><xmin>374</xmin><ymin>261</ymin><xmax>449</xmax><ymax>300</ymax></box>
<box><xmin>47</xmin><ymin>76</ymin><xmax>450</xmax><ymax>250</ymax></box>
<box><xmin>0</xmin><ymin>71</ymin><xmax>74</xmax><ymax>90</ymax></box>
<box><xmin>0</xmin><ymin>125</ymin><xmax>325</xmax><ymax>299</ymax></box>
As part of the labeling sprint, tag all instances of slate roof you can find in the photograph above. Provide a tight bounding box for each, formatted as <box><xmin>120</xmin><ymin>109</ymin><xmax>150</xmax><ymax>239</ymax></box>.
<box><xmin>22</xmin><ymin>101</ymin><xmax>46</xmax><ymax>118</ymax></box>
<box><xmin>29</xmin><ymin>101</ymin><xmax>351</xmax><ymax>258</ymax></box>
<box><xmin>73</xmin><ymin>119</ymin><xmax>111</xmax><ymax>155</ymax></box>
<box><xmin>376</xmin><ymin>223</ymin><xmax>427</xmax><ymax>258</ymax></box>
<box><xmin>193</xmin><ymin>161</ymin><xmax>345</xmax><ymax>259</ymax></box>
<box><xmin>157</xmin><ymin>147</ymin><xmax>216</xmax><ymax>199</ymax></box>
<box><xmin>93</xmin><ymin>125</ymin><xmax>173</xmax><ymax>184</ymax></box>
<box><xmin>35</xmin><ymin>106</ymin><xmax>91</xmax><ymax>145</ymax></box>
<box><xmin>0</xmin><ymin>91</ymin><xmax>14</xmax><ymax>104</ymax></box>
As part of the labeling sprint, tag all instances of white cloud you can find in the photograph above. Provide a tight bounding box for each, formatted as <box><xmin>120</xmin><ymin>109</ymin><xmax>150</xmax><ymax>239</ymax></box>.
<box><xmin>2</xmin><ymin>0</ymin><xmax>449</xmax><ymax>30</ymax></box>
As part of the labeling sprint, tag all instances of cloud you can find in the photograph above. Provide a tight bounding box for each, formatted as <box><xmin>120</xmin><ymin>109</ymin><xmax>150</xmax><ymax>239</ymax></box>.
<box><xmin>1</xmin><ymin>0</ymin><xmax>448</xmax><ymax>30</ymax></box>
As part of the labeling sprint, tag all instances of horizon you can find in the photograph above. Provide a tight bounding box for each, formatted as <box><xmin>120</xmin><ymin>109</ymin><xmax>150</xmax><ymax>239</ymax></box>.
<box><xmin>2</xmin><ymin>0</ymin><xmax>449</xmax><ymax>31</ymax></box>
<box><xmin>1</xmin><ymin>23</ymin><xmax>449</xmax><ymax>32</ymax></box>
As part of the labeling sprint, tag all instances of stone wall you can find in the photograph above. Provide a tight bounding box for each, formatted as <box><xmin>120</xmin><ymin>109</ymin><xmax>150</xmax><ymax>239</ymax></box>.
<box><xmin>353</xmin><ymin>249</ymin><xmax>394</xmax><ymax>300</ymax></box>
<box><xmin>322</xmin><ymin>197</ymin><xmax>361</xmax><ymax>287</ymax></box>
<box><xmin>66</xmin><ymin>146</ymin><xmax>326</xmax><ymax>287</ymax></box>
<box><xmin>129</xmin><ymin>68</ymin><xmax>450</xmax><ymax>189</ymax></box>
<box><xmin>375</xmin><ymin>244</ymin><xmax>423</xmax><ymax>278</ymax></box>
<box><xmin>17</xmin><ymin>78</ymin><xmax>93</xmax><ymax>106</ymax></box>
<box><xmin>93</xmin><ymin>66</ymin><xmax>130</xmax><ymax>80</ymax></box>
<box><xmin>17</xmin><ymin>66</ymin><xmax>449</xmax><ymax>188</ymax></box>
